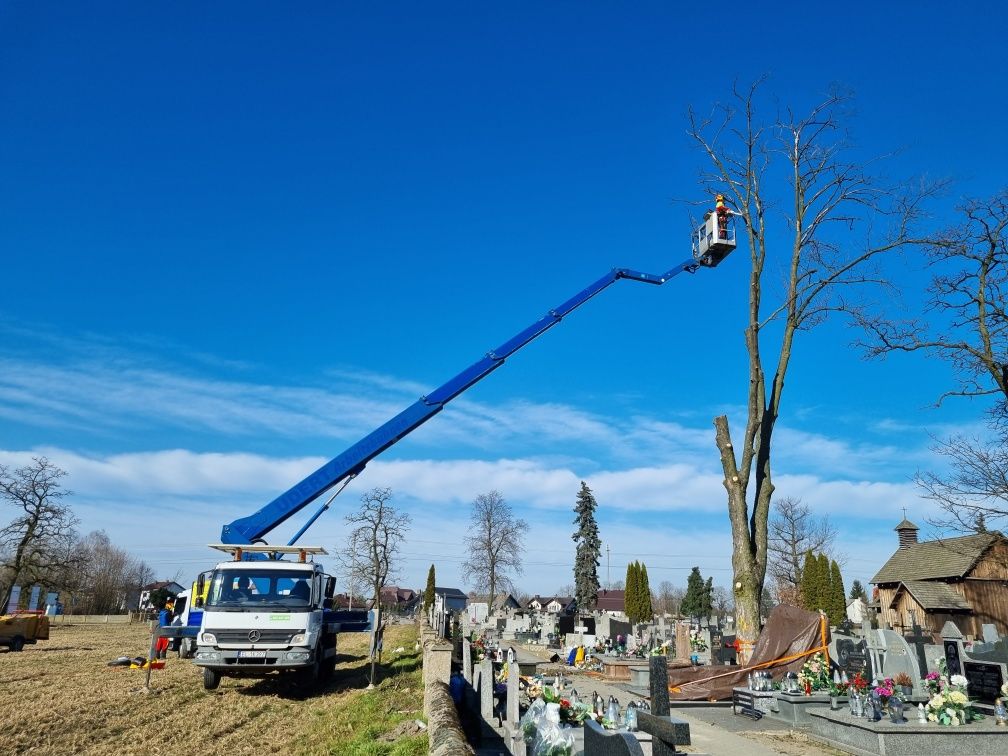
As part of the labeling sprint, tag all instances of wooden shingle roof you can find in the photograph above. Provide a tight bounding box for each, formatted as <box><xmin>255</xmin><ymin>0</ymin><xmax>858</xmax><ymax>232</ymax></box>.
<box><xmin>871</xmin><ymin>532</ymin><xmax>1000</xmax><ymax>584</ymax></box>
<box><xmin>892</xmin><ymin>581</ymin><xmax>973</xmax><ymax>611</ymax></box>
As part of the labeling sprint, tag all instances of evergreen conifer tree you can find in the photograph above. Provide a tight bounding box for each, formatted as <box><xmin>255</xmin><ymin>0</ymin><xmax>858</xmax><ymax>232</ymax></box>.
<box><xmin>849</xmin><ymin>579</ymin><xmax>867</xmax><ymax>601</ymax></box>
<box><xmin>816</xmin><ymin>553</ymin><xmax>831</xmax><ymax>614</ymax></box>
<box><xmin>829</xmin><ymin>559</ymin><xmax>846</xmax><ymax>626</ymax></box>
<box><xmin>639</xmin><ymin>563</ymin><xmax>653</xmax><ymax>622</ymax></box>
<box><xmin>625</xmin><ymin>561</ymin><xmax>639</xmax><ymax>624</ymax></box>
<box><xmin>682</xmin><ymin>566</ymin><xmax>706</xmax><ymax>622</ymax></box>
<box><xmin>800</xmin><ymin>550</ymin><xmax>818</xmax><ymax>611</ymax></box>
<box><xmin>571</xmin><ymin>482</ymin><xmax>602</xmax><ymax>610</ymax></box>
<box><xmin>423</xmin><ymin>564</ymin><xmax>436</xmax><ymax>613</ymax></box>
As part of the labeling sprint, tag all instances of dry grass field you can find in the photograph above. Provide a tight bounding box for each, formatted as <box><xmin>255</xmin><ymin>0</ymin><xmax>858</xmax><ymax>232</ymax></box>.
<box><xmin>0</xmin><ymin>620</ymin><xmax>427</xmax><ymax>756</ymax></box>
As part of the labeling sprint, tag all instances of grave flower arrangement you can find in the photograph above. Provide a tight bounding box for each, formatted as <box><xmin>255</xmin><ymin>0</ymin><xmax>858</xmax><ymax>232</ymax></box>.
<box><xmin>921</xmin><ymin>659</ymin><xmax>981</xmax><ymax>726</ymax></box>
<box><xmin>471</xmin><ymin>636</ymin><xmax>487</xmax><ymax>663</ymax></box>
<box><xmin>925</xmin><ymin>675</ymin><xmax>980</xmax><ymax>726</ymax></box>
<box><xmin>540</xmin><ymin>686</ymin><xmax>592</xmax><ymax>725</ymax></box>
<box><xmin>923</xmin><ymin>670</ymin><xmax>941</xmax><ymax>695</ymax></box>
<box><xmin>849</xmin><ymin>671</ymin><xmax>869</xmax><ymax>694</ymax></box>
<box><xmin>689</xmin><ymin>630</ymin><xmax>708</xmax><ymax>653</ymax></box>
<box><xmin>797</xmin><ymin>652</ymin><xmax>831</xmax><ymax>694</ymax></box>
<box><xmin>872</xmin><ymin>677</ymin><xmax>897</xmax><ymax>706</ymax></box>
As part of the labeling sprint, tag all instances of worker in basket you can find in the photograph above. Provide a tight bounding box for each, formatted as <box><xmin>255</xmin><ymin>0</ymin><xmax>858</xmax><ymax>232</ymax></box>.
<box><xmin>715</xmin><ymin>193</ymin><xmax>730</xmax><ymax>239</ymax></box>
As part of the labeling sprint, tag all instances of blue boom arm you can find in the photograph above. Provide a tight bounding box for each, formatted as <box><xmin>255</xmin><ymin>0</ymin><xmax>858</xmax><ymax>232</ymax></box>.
<box><xmin>222</xmin><ymin>256</ymin><xmax>703</xmax><ymax>545</ymax></box>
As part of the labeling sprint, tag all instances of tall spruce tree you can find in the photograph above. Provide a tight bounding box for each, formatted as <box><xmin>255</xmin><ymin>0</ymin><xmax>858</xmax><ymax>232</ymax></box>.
<box><xmin>681</xmin><ymin>567</ymin><xmax>706</xmax><ymax>622</ymax></box>
<box><xmin>572</xmin><ymin>481</ymin><xmax>602</xmax><ymax>610</ymax></box>
<box><xmin>828</xmin><ymin>560</ymin><xmax>846</xmax><ymax>626</ymax></box>
<box><xmin>423</xmin><ymin>564</ymin><xmax>436</xmax><ymax>613</ymax></box>
<box><xmin>849</xmin><ymin>579</ymin><xmax>867</xmax><ymax>601</ymax></box>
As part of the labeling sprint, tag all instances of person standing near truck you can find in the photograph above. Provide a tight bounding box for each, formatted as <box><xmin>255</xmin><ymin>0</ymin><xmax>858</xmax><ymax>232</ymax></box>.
<box><xmin>155</xmin><ymin>599</ymin><xmax>173</xmax><ymax>660</ymax></box>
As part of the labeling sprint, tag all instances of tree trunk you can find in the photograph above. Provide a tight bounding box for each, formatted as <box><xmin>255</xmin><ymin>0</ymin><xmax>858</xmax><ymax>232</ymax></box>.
<box><xmin>714</xmin><ymin>415</ymin><xmax>765</xmax><ymax>664</ymax></box>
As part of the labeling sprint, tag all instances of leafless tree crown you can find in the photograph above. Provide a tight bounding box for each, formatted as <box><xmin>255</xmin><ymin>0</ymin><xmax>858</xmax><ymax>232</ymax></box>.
<box><xmin>0</xmin><ymin>457</ymin><xmax>80</xmax><ymax>610</ymax></box>
<box><xmin>334</xmin><ymin>487</ymin><xmax>411</xmax><ymax>609</ymax></box>
<box><xmin>766</xmin><ymin>496</ymin><xmax>840</xmax><ymax>601</ymax></box>
<box><xmin>461</xmin><ymin>490</ymin><xmax>528</xmax><ymax>603</ymax></box>
<box><xmin>688</xmin><ymin>80</ymin><xmax>939</xmax><ymax>650</ymax></box>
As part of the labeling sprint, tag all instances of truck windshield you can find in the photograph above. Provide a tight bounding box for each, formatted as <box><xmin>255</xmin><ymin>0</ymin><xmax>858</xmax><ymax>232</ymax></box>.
<box><xmin>205</xmin><ymin>568</ymin><xmax>313</xmax><ymax>610</ymax></box>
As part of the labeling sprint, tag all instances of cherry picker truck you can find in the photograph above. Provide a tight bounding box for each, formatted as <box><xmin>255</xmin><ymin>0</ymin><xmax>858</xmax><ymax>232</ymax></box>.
<box><xmin>189</xmin><ymin>210</ymin><xmax>738</xmax><ymax>690</ymax></box>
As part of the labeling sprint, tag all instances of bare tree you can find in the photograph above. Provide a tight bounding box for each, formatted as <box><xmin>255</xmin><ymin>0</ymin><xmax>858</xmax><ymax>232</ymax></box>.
<box><xmin>767</xmin><ymin>497</ymin><xmax>839</xmax><ymax>603</ymax></box>
<box><xmin>461</xmin><ymin>490</ymin><xmax>528</xmax><ymax>605</ymax></box>
<box><xmin>689</xmin><ymin>82</ymin><xmax>938</xmax><ymax>659</ymax></box>
<box><xmin>656</xmin><ymin>579</ymin><xmax>683</xmax><ymax>617</ymax></box>
<box><xmin>0</xmin><ymin>457</ymin><xmax>79</xmax><ymax>610</ymax></box>
<box><xmin>70</xmin><ymin>531</ymin><xmax>155</xmax><ymax>614</ymax></box>
<box><xmin>858</xmin><ymin>191</ymin><xmax>1008</xmax><ymax>410</ymax></box>
<box><xmin>334</xmin><ymin>487</ymin><xmax>410</xmax><ymax>687</ymax></box>
<box><xmin>858</xmin><ymin>191</ymin><xmax>1008</xmax><ymax>532</ymax></box>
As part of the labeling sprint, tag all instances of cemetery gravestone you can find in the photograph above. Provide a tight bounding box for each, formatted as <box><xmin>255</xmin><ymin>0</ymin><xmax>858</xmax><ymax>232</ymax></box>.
<box><xmin>674</xmin><ymin>622</ymin><xmax>691</xmax><ymax>661</ymax></box>
<box><xmin>834</xmin><ymin>634</ymin><xmax>873</xmax><ymax>681</ymax></box>
<box><xmin>964</xmin><ymin>660</ymin><xmax>1005</xmax><ymax>704</ymax></box>
<box><xmin>879</xmin><ymin>629</ymin><xmax>924</xmax><ymax>695</ymax></box>
<box><xmin>942</xmin><ymin>621</ymin><xmax>965</xmax><ymax>676</ymax></box>
<box><xmin>904</xmin><ymin>620</ymin><xmax>931</xmax><ymax>679</ymax></box>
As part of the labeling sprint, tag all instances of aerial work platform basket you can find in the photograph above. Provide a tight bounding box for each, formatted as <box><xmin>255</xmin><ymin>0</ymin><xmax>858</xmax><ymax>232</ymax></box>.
<box><xmin>694</xmin><ymin>211</ymin><xmax>737</xmax><ymax>267</ymax></box>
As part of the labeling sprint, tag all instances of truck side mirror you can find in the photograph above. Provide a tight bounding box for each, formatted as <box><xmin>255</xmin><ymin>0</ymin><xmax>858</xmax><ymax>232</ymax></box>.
<box><xmin>325</xmin><ymin>576</ymin><xmax>336</xmax><ymax>598</ymax></box>
<box><xmin>323</xmin><ymin>597</ymin><xmax>333</xmax><ymax>610</ymax></box>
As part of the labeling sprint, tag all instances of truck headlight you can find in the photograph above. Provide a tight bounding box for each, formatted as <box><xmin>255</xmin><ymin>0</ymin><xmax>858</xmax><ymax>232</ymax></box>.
<box><xmin>286</xmin><ymin>651</ymin><xmax>311</xmax><ymax>662</ymax></box>
<box><xmin>195</xmin><ymin>651</ymin><xmax>221</xmax><ymax>661</ymax></box>
<box><xmin>201</xmin><ymin>632</ymin><xmax>217</xmax><ymax>644</ymax></box>
<box><xmin>290</xmin><ymin>632</ymin><xmax>307</xmax><ymax>645</ymax></box>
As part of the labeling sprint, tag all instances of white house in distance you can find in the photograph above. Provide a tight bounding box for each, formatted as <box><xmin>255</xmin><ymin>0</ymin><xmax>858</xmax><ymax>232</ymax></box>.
<box><xmin>526</xmin><ymin>595</ymin><xmax>577</xmax><ymax>615</ymax></box>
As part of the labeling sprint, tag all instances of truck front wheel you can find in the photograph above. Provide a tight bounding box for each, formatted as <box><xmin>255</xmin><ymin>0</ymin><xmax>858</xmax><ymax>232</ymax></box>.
<box><xmin>301</xmin><ymin>648</ymin><xmax>322</xmax><ymax>686</ymax></box>
<box><xmin>10</xmin><ymin>636</ymin><xmax>24</xmax><ymax>652</ymax></box>
<box><xmin>203</xmin><ymin>667</ymin><xmax>222</xmax><ymax>690</ymax></box>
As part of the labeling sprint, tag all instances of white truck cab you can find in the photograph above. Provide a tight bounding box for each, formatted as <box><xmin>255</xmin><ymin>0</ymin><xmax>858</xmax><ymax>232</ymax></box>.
<box><xmin>193</xmin><ymin>545</ymin><xmax>364</xmax><ymax>690</ymax></box>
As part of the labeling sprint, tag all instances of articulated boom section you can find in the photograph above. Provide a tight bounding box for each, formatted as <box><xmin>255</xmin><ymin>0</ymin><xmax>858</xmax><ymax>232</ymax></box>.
<box><xmin>222</xmin><ymin>256</ymin><xmax>709</xmax><ymax>546</ymax></box>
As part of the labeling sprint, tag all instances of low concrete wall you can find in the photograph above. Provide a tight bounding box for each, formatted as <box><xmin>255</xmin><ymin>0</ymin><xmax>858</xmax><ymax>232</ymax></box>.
<box><xmin>427</xmin><ymin>681</ymin><xmax>475</xmax><ymax>756</ymax></box>
<box><xmin>421</xmin><ymin>621</ymin><xmax>472</xmax><ymax>755</ymax></box>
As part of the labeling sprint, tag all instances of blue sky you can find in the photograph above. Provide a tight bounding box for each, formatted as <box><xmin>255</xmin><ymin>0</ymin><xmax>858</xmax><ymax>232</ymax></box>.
<box><xmin>2</xmin><ymin>3</ymin><xmax>1006</xmax><ymax>598</ymax></box>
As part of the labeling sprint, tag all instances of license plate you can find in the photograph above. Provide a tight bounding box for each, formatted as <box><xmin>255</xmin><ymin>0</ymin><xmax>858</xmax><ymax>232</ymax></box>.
<box><xmin>238</xmin><ymin>650</ymin><xmax>266</xmax><ymax>658</ymax></box>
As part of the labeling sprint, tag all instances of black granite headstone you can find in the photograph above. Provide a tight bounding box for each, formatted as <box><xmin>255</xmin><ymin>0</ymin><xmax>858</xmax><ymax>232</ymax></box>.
<box><xmin>649</xmin><ymin>655</ymin><xmax>670</xmax><ymax>717</ymax></box>
<box><xmin>964</xmin><ymin>661</ymin><xmax>1005</xmax><ymax>704</ymax></box>
<box><xmin>836</xmin><ymin>637</ymin><xmax>873</xmax><ymax>680</ymax></box>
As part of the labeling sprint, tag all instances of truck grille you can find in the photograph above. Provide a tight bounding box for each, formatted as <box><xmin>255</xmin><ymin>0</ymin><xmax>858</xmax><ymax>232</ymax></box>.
<box><xmin>215</xmin><ymin>629</ymin><xmax>303</xmax><ymax>645</ymax></box>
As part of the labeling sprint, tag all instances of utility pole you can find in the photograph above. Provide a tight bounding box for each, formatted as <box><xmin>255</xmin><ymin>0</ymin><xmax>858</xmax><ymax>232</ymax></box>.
<box><xmin>606</xmin><ymin>545</ymin><xmax>610</xmax><ymax>589</ymax></box>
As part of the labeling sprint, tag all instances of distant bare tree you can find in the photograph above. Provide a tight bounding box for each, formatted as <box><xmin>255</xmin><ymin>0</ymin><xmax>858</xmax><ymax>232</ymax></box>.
<box><xmin>0</xmin><ymin>457</ymin><xmax>79</xmax><ymax>610</ymax></box>
<box><xmin>767</xmin><ymin>497</ymin><xmax>839</xmax><ymax>604</ymax></box>
<box><xmin>334</xmin><ymin>487</ymin><xmax>410</xmax><ymax>687</ymax></box>
<box><xmin>71</xmin><ymin>531</ymin><xmax>155</xmax><ymax>614</ymax></box>
<box><xmin>656</xmin><ymin>580</ymin><xmax>683</xmax><ymax>617</ymax></box>
<box><xmin>689</xmin><ymin>81</ymin><xmax>939</xmax><ymax>659</ymax></box>
<box><xmin>857</xmin><ymin>190</ymin><xmax>1008</xmax><ymax>533</ymax></box>
<box><xmin>858</xmin><ymin>190</ymin><xmax>1008</xmax><ymax>410</ymax></box>
<box><xmin>461</xmin><ymin>490</ymin><xmax>528</xmax><ymax>606</ymax></box>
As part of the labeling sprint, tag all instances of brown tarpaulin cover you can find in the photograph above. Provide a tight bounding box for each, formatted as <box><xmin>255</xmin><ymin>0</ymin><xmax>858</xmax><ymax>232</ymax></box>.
<box><xmin>668</xmin><ymin>604</ymin><xmax>826</xmax><ymax>701</ymax></box>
